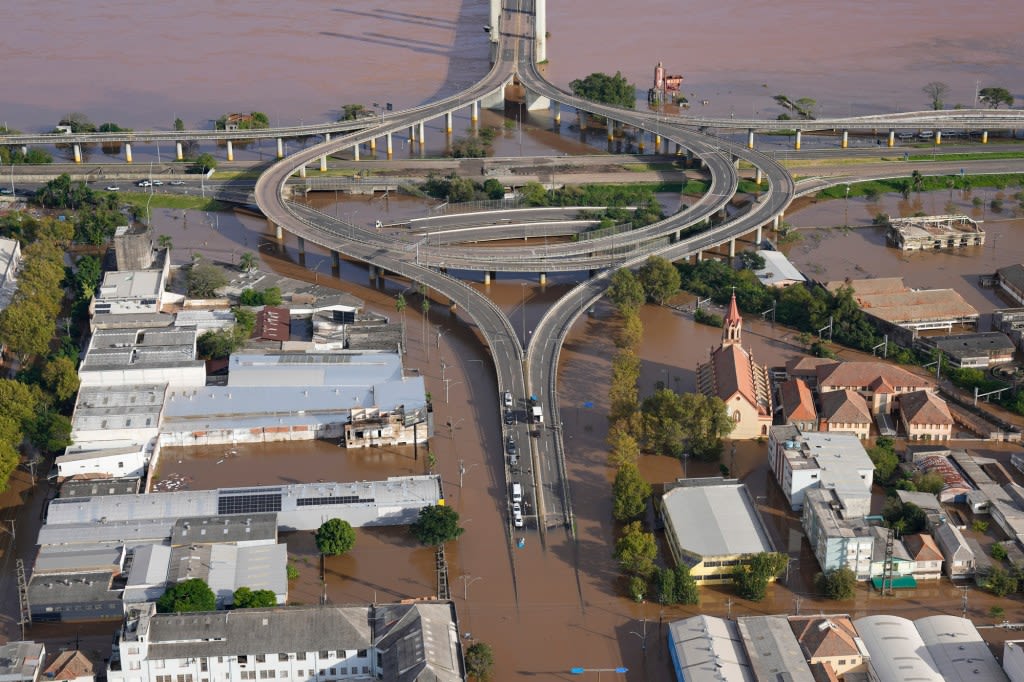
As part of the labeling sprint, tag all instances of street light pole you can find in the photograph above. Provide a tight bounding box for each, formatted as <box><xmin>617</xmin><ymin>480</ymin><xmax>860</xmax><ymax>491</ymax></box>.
<box><xmin>520</xmin><ymin>282</ymin><xmax>527</xmax><ymax>345</ymax></box>
<box><xmin>459</xmin><ymin>574</ymin><xmax>483</xmax><ymax>600</ymax></box>
<box><xmin>844</xmin><ymin>184</ymin><xmax>851</xmax><ymax>227</ymax></box>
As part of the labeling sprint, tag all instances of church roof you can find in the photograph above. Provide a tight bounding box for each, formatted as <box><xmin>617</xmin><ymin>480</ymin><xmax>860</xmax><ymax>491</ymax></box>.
<box><xmin>724</xmin><ymin>292</ymin><xmax>742</xmax><ymax>328</ymax></box>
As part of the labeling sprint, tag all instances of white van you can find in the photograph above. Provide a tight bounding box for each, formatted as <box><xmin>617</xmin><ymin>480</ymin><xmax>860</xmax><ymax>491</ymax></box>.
<box><xmin>511</xmin><ymin>482</ymin><xmax>523</xmax><ymax>504</ymax></box>
<box><xmin>503</xmin><ymin>391</ymin><xmax>513</xmax><ymax>409</ymax></box>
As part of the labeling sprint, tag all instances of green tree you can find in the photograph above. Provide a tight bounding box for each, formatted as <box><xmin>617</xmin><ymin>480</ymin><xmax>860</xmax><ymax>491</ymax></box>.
<box><xmin>231</xmin><ymin>587</ymin><xmax>278</xmax><ymax>609</ymax></box>
<box><xmin>615</xmin><ymin>310</ymin><xmax>643</xmax><ymax>350</ymax></box>
<box><xmin>614</xmin><ymin>521</ymin><xmax>657</xmax><ymax>579</ymax></box>
<box><xmin>41</xmin><ymin>356</ymin><xmax>80</xmax><ymax>403</ymax></box>
<box><xmin>0</xmin><ymin>440</ymin><xmax>19</xmax><ymax>494</ymax></box>
<box><xmin>482</xmin><ymin>178</ymin><xmax>504</xmax><ymax>200</ymax></box>
<box><xmin>174</xmin><ymin>117</ymin><xmax>185</xmax><ymax>132</ymax></box>
<box><xmin>733</xmin><ymin>552</ymin><xmax>787</xmax><ymax>601</ymax></box>
<box><xmin>637</xmin><ymin>256</ymin><xmax>680</xmax><ymax>305</ymax></box>
<box><xmin>395</xmin><ymin>293</ymin><xmax>407</xmax><ymax>351</ymax></box>
<box><xmin>190</xmin><ymin>153</ymin><xmax>218</xmax><ymax>174</ymax></box>
<box><xmin>339</xmin><ymin>104</ymin><xmax>367</xmax><ymax>121</ymax></box>
<box><xmin>186</xmin><ymin>262</ymin><xmax>228</xmax><ymax>298</ymax></box>
<box><xmin>569</xmin><ymin>71</ymin><xmax>636</xmax><ymax>109</ymax></box>
<box><xmin>640</xmin><ymin>390</ymin><xmax>733</xmax><ymax>461</ymax></box>
<box><xmin>464</xmin><ymin>641</ymin><xmax>495</xmax><ymax>681</ymax></box>
<box><xmin>882</xmin><ymin>499</ymin><xmax>927</xmax><ymax>535</ymax></box>
<box><xmin>238</xmin><ymin>251</ymin><xmax>257</xmax><ymax>273</ymax></box>
<box><xmin>655</xmin><ymin>567</ymin><xmax>677</xmax><ymax>605</ymax></box>
<box><xmin>674</xmin><ymin>564</ymin><xmax>700</xmax><ymax>605</ymax></box>
<box><xmin>612</xmin><ymin>461</ymin><xmax>651</xmax><ymax>522</ymax></box>
<box><xmin>922</xmin><ymin>81</ymin><xmax>949</xmax><ymax>110</ymax></box>
<box><xmin>608</xmin><ymin>268</ymin><xmax>645</xmax><ymax>313</ymax></box>
<box><xmin>158</xmin><ymin>234</ymin><xmax>174</xmax><ymax>250</ymax></box>
<box><xmin>737</xmin><ymin>251</ymin><xmax>766</xmax><ymax>270</ymax></box>
<box><xmin>983</xmin><ymin>566</ymin><xmax>1018</xmax><ymax>597</ymax></box>
<box><xmin>72</xmin><ymin>255</ymin><xmax>102</xmax><ymax>301</ymax></box>
<box><xmin>866</xmin><ymin>437</ymin><xmax>899</xmax><ymax>481</ymax></box>
<box><xmin>57</xmin><ymin>113</ymin><xmax>96</xmax><ymax>134</ymax></box>
<box><xmin>979</xmin><ymin>87</ymin><xmax>1014</xmax><ymax>108</ymax></box>
<box><xmin>627</xmin><ymin>575</ymin><xmax>647</xmax><ymax>602</ymax></box>
<box><xmin>607</xmin><ymin>425</ymin><xmax>640</xmax><ymax>467</ymax></box>
<box><xmin>156</xmin><ymin>578</ymin><xmax>217</xmax><ymax>613</ymax></box>
<box><xmin>991</xmin><ymin>542</ymin><xmax>1008</xmax><ymax>561</ymax></box>
<box><xmin>519</xmin><ymin>181</ymin><xmax>550</xmax><ymax>206</ymax></box>
<box><xmin>410</xmin><ymin>504</ymin><xmax>464</xmax><ymax>546</ymax></box>
<box><xmin>315</xmin><ymin>518</ymin><xmax>356</xmax><ymax>556</ymax></box>
<box><xmin>815</xmin><ymin>566</ymin><xmax>857</xmax><ymax>600</ymax></box>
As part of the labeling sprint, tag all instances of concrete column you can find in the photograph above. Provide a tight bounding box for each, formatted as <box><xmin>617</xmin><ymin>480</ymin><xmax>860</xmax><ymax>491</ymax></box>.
<box><xmin>747</xmin><ymin>129</ymin><xmax>755</xmax><ymax>149</ymax></box>
<box><xmin>369</xmin><ymin>137</ymin><xmax>376</xmax><ymax>152</ymax></box>
<box><xmin>353</xmin><ymin>144</ymin><xmax>360</xmax><ymax>161</ymax></box>
<box><xmin>296</xmin><ymin>236</ymin><xmax>305</xmax><ymax>257</ymax></box>
<box><xmin>773</xmin><ymin>214</ymin><xmax>781</xmax><ymax>230</ymax></box>
<box><xmin>418</xmin><ymin>121</ymin><xmax>425</xmax><ymax>146</ymax></box>
<box><xmin>728</xmin><ymin>238</ymin><xmax>736</xmax><ymax>258</ymax></box>
<box><xmin>276</xmin><ymin>138</ymin><xmax>284</xmax><ymax>158</ymax></box>
<box><xmin>887</xmin><ymin>130</ymin><xmax>895</xmax><ymax>147</ymax></box>
<box><xmin>73</xmin><ymin>144</ymin><xmax>82</xmax><ymax>164</ymax></box>
<box><xmin>445</xmin><ymin>111</ymin><xmax>453</xmax><ymax>134</ymax></box>
<box><xmin>408</xmin><ymin>126</ymin><xmax>415</xmax><ymax>143</ymax></box>
<box><xmin>226</xmin><ymin>140</ymin><xmax>234</xmax><ymax>161</ymax></box>
<box><xmin>325</xmin><ymin>133</ymin><xmax>331</xmax><ymax>143</ymax></box>
<box><xmin>935</xmin><ymin>130</ymin><xmax>942</xmax><ymax>145</ymax></box>
<box><xmin>368</xmin><ymin>265</ymin><xmax>376</xmax><ymax>282</ymax></box>
<box><xmin>175</xmin><ymin>142</ymin><xmax>183</xmax><ymax>161</ymax></box>
<box><xmin>579</xmin><ymin>111</ymin><xmax>587</xmax><ymax>130</ymax></box>
<box><xmin>539</xmin><ymin>273</ymin><xmax>547</xmax><ymax>286</ymax></box>
<box><xmin>841</xmin><ymin>130</ymin><xmax>848</xmax><ymax>149</ymax></box>
<box><xmin>124</xmin><ymin>143</ymin><xmax>133</xmax><ymax>164</ymax></box>
<box><xmin>299</xmin><ymin>165</ymin><xmax>307</xmax><ymax>178</ymax></box>
<box><xmin>471</xmin><ymin>100</ymin><xmax>479</xmax><ymax>123</ymax></box>
<box><xmin>449</xmin><ymin>300</ymin><xmax>458</xmax><ymax>313</ymax></box>
<box><xmin>982</xmin><ymin>130</ymin><xmax>989</xmax><ymax>144</ymax></box>
<box><xmin>483</xmin><ymin>271</ymin><xmax>491</xmax><ymax>286</ymax></box>
<box><xmin>654</xmin><ymin>133</ymin><xmax>662</xmax><ymax>149</ymax></box>
<box><xmin>20</xmin><ymin>145</ymin><xmax>27</xmax><ymax>156</ymax></box>
<box><xmin>607</xmin><ymin>120</ymin><xmax>615</xmax><ymax>142</ymax></box>
<box><xmin>755</xmin><ymin>224</ymin><xmax>763</xmax><ymax>244</ymax></box>
<box><xmin>331</xmin><ymin>250</ymin><xmax>341</xmax><ymax>272</ymax></box>
<box><xmin>553</xmin><ymin>101</ymin><xmax>561</xmax><ymax>125</ymax></box>
<box><xmin>697</xmin><ymin>251</ymin><xmax>703</xmax><ymax>262</ymax></box>
<box><xmin>793</xmin><ymin>130</ymin><xmax>801</xmax><ymax>151</ymax></box>
<box><xmin>755</xmin><ymin>167</ymin><xmax>763</xmax><ymax>185</ymax></box>
<box><xmin>275</xmin><ymin>222</ymin><xmax>283</xmax><ymax>240</ymax></box>
<box><xmin>675</xmin><ymin>142</ymin><xmax>682</xmax><ymax>156</ymax></box>
<box><xmin>320</xmin><ymin>154</ymin><xmax>327</xmax><ymax>172</ymax></box>
<box><xmin>386</xmin><ymin>133</ymin><xmax>393</xmax><ymax>158</ymax></box>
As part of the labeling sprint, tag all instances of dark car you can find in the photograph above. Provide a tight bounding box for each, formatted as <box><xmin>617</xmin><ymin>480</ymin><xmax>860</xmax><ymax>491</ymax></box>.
<box><xmin>506</xmin><ymin>437</ymin><xmax>517</xmax><ymax>456</ymax></box>
<box><xmin>504</xmin><ymin>409</ymin><xmax>515</xmax><ymax>425</ymax></box>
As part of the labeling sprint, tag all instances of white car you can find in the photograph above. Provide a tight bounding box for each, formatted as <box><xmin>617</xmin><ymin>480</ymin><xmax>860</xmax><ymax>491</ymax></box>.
<box><xmin>169</xmin><ymin>180</ymin><xmax>186</xmax><ymax>186</ymax></box>
<box><xmin>136</xmin><ymin>180</ymin><xmax>152</xmax><ymax>187</ymax></box>
<box><xmin>512</xmin><ymin>502</ymin><xmax>524</xmax><ymax>528</ymax></box>
<box><xmin>105</xmin><ymin>185</ymin><xmax>120</xmax><ymax>191</ymax></box>
<box><xmin>151</xmin><ymin>179</ymin><xmax>164</xmax><ymax>186</ymax></box>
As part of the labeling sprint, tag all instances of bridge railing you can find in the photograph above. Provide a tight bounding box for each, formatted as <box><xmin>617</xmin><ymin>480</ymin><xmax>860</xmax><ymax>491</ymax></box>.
<box><xmin>430</xmin><ymin>197</ymin><xmax>525</xmax><ymax>215</ymax></box>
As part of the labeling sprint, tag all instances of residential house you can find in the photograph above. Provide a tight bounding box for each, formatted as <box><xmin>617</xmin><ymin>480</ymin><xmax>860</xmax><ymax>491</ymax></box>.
<box><xmin>902</xmin><ymin>533</ymin><xmax>944</xmax><ymax>580</ymax></box>
<box><xmin>818</xmin><ymin>389</ymin><xmax>872</xmax><ymax>439</ymax></box>
<box><xmin>802</xmin><ymin>487</ymin><xmax>874</xmax><ymax>580</ymax></box>
<box><xmin>868</xmin><ymin>526</ymin><xmax>915</xmax><ymax>587</ymax></box>
<box><xmin>779</xmin><ymin>379</ymin><xmax>817</xmax><ymax>432</ymax></box>
<box><xmin>42</xmin><ymin>650</ymin><xmax>95</xmax><ymax>682</ymax></box>
<box><xmin>695</xmin><ymin>293</ymin><xmax>773</xmax><ymax>439</ymax></box>
<box><xmin>787</xmin><ymin>614</ymin><xmax>869</xmax><ymax>679</ymax></box>
<box><xmin>932</xmin><ymin>522</ymin><xmax>975</xmax><ymax>579</ymax></box>
<box><xmin>0</xmin><ymin>641</ymin><xmax>45</xmax><ymax>682</ymax></box>
<box><xmin>898</xmin><ymin>390</ymin><xmax>954</xmax><ymax>441</ymax></box>
<box><xmin>816</xmin><ymin>361</ymin><xmax>931</xmax><ymax>415</ymax></box>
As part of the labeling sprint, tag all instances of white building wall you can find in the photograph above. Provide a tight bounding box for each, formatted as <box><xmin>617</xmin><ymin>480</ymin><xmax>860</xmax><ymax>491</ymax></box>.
<box><xmin>57</xmin><ymin>448</ymin><xmax>148</xmax><ymax>479</ymax></box>
<box><xmin>111</xmin><ymin>646</ymin><xmax>378</xmax><ymax>682</ymax></box>
<box><xmin>1005</xmin><ymin>641</ymin><xmax>1024</xmax><ymax>682</ymax></box>
<box><xmin>79</xmin><ymin>366</ymin><xmax>205</xmax><ymax>389</ymax></box>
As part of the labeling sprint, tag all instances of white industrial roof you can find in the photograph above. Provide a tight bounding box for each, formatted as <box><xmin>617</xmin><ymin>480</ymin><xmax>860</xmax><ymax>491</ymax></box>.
<box><xmin>227</xmin><ymin>351</ymin><xmax>404</xmax><ymax>387</ymax></box>
<box><xmin>669</xmin><ymin>615</ymin><xmax>753</xmax><ymax>682</ymax></box>
<box><xmin>853</xmin><ymin>615</ymin><xmax>943</xmax><ymax>682</ymax></box>
<box><xmin>98</xmin><ymin>270</ymin><xmax>164</xmax><ymax>300</ymax></box>
<box><xmin>662</xmin><ymin>480</ymin><xmax>773</xmax><ymax>559</ymax></box>
<box><xmin>915</xmin><ymin>615</ymin><xmax>1007</xmax><ymax>682</ymax></box>
<box><xmin>755</xmin><ymin>250</ymin><xmax>805</xmax><ymax>285</ymax></box>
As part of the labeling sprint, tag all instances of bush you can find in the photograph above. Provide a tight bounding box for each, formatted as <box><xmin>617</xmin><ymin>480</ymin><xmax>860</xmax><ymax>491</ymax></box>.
<box><xmin>315</xmin><ymin>518</ymin><xmax>356</xmax><ymax>556</ymax></box>
<box><xmin>991</xmin><ymin>542</ymin><xmax>1008</xmax><ymax>561</ymax></box>
<box><xmin>156</xmin><ymin>578</ymin><xmax>216</xmax><ymax>613</ymax></box>
<box><xmin>694</xmin><ymin>308</ymin><xmax>723</xmax><ymax>327</ymax></box>
<box><xmin>815</xmin><ymin>567</ymin><xmax>857</xmax><ymax>600</ymax></box>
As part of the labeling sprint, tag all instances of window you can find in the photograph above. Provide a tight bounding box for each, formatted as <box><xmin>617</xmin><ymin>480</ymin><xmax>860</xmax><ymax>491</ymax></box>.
<box><xmin>357</xmin><ymin>651</ymin><xmax>367</xmax><ymax>659</ymax></box>
<box><xmin>259</xmin><ymin>671</ymin><xmax>275</xmax><ymax>679</ymax></box>
<box><xmin>319</xmin><ymin>651</ymin><xmax>330</xmax><ymax>659</ymax></box>
<box><xmin>279</xmin><ymin>671</ymin><xmax>288</xmax><ymax>679</ymax></box>
<box><xmin>838</xmin><ymin>659</ymin><xmax>847</xmax><ymax>665</ymax></box>
<box><xmin>156</xmin><ymin>676</ymin><xmax>172</xmax><ymax>682</ymax></box>
<box><xmin>338</xmin><ymin>668</ymin><xmax>347</xmax><ymax>675</ymax></box>
<box><xmin>201</xmin><ymin>659</ymin><xmax>208</xmax><ymax>672</ymax></box>
<box><xmin>331</xmin><ymin>669</ymin><xmax>337</xmax><ymax>676</ymax></box>
<box><xmin>238</xmin><ymin>655</ymin><xmax>249</xmax><ymax>666</ymax></box>
<box><xmin>279</xmin><ymin>654</ymin><xmax>289</xmax><ymax>662</ymax></box>
<box><xmin>256</xmin><ymin>655</ymin><xmax>267</xmax><ymax>664</ymax></box>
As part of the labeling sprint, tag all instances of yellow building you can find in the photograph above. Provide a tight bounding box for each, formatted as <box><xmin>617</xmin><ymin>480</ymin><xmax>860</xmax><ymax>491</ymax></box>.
<box><xmin>661</xmin><ymin>477</ymin><xmax>776</xmax><ymax>585</ymax></box>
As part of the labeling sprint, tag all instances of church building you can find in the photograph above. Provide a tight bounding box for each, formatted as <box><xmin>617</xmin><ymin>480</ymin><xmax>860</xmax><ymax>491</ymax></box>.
<box><xmin>695</xmin><ymin>293</ymin><xmax>773</xmax><ymax>439</ymax></box>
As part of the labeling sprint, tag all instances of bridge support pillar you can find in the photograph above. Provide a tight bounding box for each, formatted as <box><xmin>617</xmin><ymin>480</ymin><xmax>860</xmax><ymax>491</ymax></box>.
<box><xmin>935</xmin><ymin>130</ymin><xmax>942</xmax><ymax>145</ymax></box>
<box><xmin>418</xmin><ymin>121</ymin><xmax>425</xmax><ymax>146</ymax></box>
<box><xmin>697</xmin><ymin>250</ymin><xmax>703</xmax><ymax>262</ymax></box>
<box><xmin>729</xmin><ymin>238</ymin><xmax>736</xmax><ymax>258</ymax></box>
<box><xmin>73</xmin><ymin>144</ymin><xmax>82</xmax><ymax>164</ymax></box>
<box><xmin>841</xmin><ymin>130</ymin><xmax>848</xmax><ymax>149</ymax></box>
<box><xmin>369</xmin><ymin>137</ymin><xmax>376</xmax><ymax>153</ymax></box>
<box><xmin>793</xmin><ymin>130</ymin><xmax>802</xmax><ymax>151</ymax></box>
<box><xmin>588</xmin><ymin>269</ymin><xmax>595</xmax><ymax>278</ymax></box>
<box><xmin>320</xmin><ymin>154</ymin><xmax>327</xmax><ymax>172</ymax></box>
<box><xmin>638</xmin><ymin>134</ymin><xmax>645</xmax><ymax>153</ymax></box>
<box><xmin>353</xmin><ymin>144</ymin><xmax>360</xmax><ymax>161</ymax></box>
<box><xmin>299</xmin><ymin>165</ymin><xmax>307</xmax><ymax>178</ymax></box>
<box><xmin>269</xmin><ymin>219</ymin><xmax>282</xmax><ymax>241</ymax></box>
<box><xmin>408</xmin><ymin>126</ymin><xmax>415</xmax><ymax>144</ymax></box>
<box><xmin>331</xmin><ymin>250</ymin><xmax>340</xmax><ymax>273</ymax></box>
<box><xmin>887</xmin><ymin>129</ymin><xmax>895</xmax><ymax>147</ymax></box>
<box><xmin>755</xmin><ymin>224</ymin><xmax>763</xmax><ymax>245</ymax></box>
<box><xmin>982</xmin><ymin>130</ymin><xmax>989</xmax><ymax>144</ymax></box>
<box><xmin>747</xmin><ymin>129</ymin><xmax>755</xmax><ymax>149</ymax></box>
<box><xmin>124</xmin><ymin>143</ymin><xmax>133</xmax><ymax>164</ymax></box>
<box><xmin>296</xmin><ymin>235</ymin><xmax>305</xmax><ymax>258</ymax></box>
<box><xmin>276</xmin><ymin>138</ymin><xmax>284</xmax><ymax>158</ymax></box>
<box><xmin>607</xmin><ymin>121</ymin><xmax>614</xmax><ymax>142</ymax></box>
<box><xmin>654</xmin><ymin>133</ymin><xmax>662</xmax><ymax>150</ymax></box>
<box><xmin>445</xmin><ymin>111</ymin><xmax>453</xmax><ymax>134</ymax></box>
<box><xmin>226</xmin><ymin>140</ymin><xmax>234</xmax><ymax>161</ymax></box>
<box><xmin>553</xmin><ymin>101</ymin><xmax>560</xmax><ymax>125</ymax></box>
<box><xmin>675</xmin><ymin>142</ymin><xmax>682</xmax><ymax>156</ymax></box>
<box><xmin>483</xmin><ymin>271</ymin><xmax>491</xmax><ymax>286</ymax></box>
<box><xmin>20</xmin><ymin>145</ymin><xmax>26</xmax><ymax>156</ymax></box>
<box><xmin>386</xmin><ymin>133</ymin><xmax>393</xmax><ymax>158</ymax></box>
<box><xmin>368</xmin><ymin>264</ymin><xmax>376</xmax><ymax>283</ymax></box>
<box><xmin>449</xmin><ymin>300</ymin><xmax>458</xmax><ymax>313</ymax></box>
<box><xmin>539</xmin><ymin>273</ymin><xmax>547</xmax><ymax>286</ymax></box>
<box><xmin>773</xmin><ymin>214</ymin><xmax>780</xmax><ymax>230</ymax></box>
<box><xmin>755</xmin><ymin>167</ymin><xmax>763</xmax><ymax>184</ymax></box>
<box><xmin>175</xmin><ymin>142</ymin><xmax>183</xmax><ymax>161</ymax></box>
<box><xmin>471</xmin><ymin>100</ymin><xmax>479</xmax><ymax>123</ymax></box>
<box><xmin>579</xmin><ymin>111</ymin><xmax>587</xmax><ymax>130</ymax></box>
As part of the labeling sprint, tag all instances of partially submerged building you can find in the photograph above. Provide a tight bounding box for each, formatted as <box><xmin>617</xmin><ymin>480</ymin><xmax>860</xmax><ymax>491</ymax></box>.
<box><xmin>826</xmin><ymin>277</ymin><xmax>978</xmax><ymax>335</ymax></box>
<box><xmin>767</xmin><ymin>426</ymin><xmax>874</xmax><ymax>511</ymax></box>
<box><xmin>886</xmin><ymin>215</ymin><xmax>984</xmax><ymax>252</ymax></box>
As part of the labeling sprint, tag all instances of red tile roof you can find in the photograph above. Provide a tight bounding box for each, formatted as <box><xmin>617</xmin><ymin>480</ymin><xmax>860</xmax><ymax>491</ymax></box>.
<box><xmin>711</xmin><ymin>343</ymin><xmax>769</xmax><ymax>415</ymax></box>
<box><xmin>254</xmin><ymin>306</ymin><xmax>291</xmax><ymax>342</ymax></box>
<box><xmin>817</xmin><ymin>362</ymin><xmax>930</xmax><ymax>393</ymax></box>
<box><xmin>903</xmin><ymin>533</ymin><xmax>943</xmax><ymax>563</ymax></box>
<box><xmin>44</xmin><ymin>650</ymin><xmax>94</xmax><ymax>680</ymax></box>
<box><xmin>899</xmin><ymin>390</ymin><xmax>953</xmax><ymax>426</ymax></box>
<box><xmin>819</xmin><ymin>389</ymin><xmax>871</xmax><ymax>424</ymax></box>
<box><xmin>780</xmin><ymin>379</ymin><xmax>817</xmax><ymax>422</ymax></box>
<box><xmin>789</xmin><ymin>615</ymin><xmax>861</xmax><ymax>660</ymax></box>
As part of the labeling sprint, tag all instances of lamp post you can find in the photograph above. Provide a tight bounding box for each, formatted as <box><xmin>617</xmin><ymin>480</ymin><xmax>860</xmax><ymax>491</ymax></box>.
<box><xmin>459</xmin><ymin>574</ymin><xmax>483</xmax><ymax>600</ymax></box>
<box><xmin>443</xmin><ymin>379</ymin><xmax>462</xmax><ymax>404</ymax></box>
<box><xmin>446</xmin><ymin>418</ymin><xmax>464</xmax><ymax>439</ymax></box>
<box><xmin>457</xmin><ymin>459</ymin><xmax>477</xmax><ymax>488</ymax></box>
<box><xmin>844</xmin><ymin>184</ymin><xmax>851</xmax><ymax>227</ymax></box>
<box><xmin>520</xmin><ymin>282</ymin><xmax>528</xmax><ymax>345</ymax></box>
<box><xmin>629</xmin><ymin>618</ymin><xmax>648</xmax><ymax>656</ymax></box>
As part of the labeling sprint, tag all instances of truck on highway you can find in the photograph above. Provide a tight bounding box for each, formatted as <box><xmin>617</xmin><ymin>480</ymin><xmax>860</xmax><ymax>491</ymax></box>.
<box><xmin>531</xmin><ymin>405</ymin><xmax>543</xmax><ymax>425</ymax></box>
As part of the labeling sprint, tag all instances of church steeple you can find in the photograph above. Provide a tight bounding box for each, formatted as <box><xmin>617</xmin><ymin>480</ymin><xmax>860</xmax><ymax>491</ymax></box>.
<box><xmin>722</xmin><ymin>291</ymin><xmax>742</xmax><ymax>345</ymax></box>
